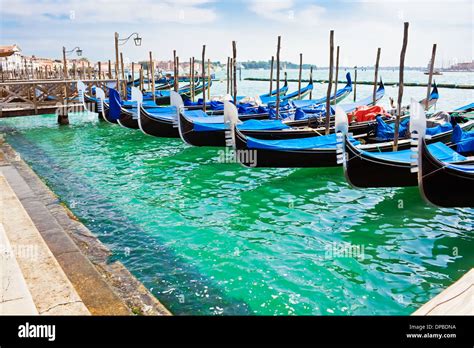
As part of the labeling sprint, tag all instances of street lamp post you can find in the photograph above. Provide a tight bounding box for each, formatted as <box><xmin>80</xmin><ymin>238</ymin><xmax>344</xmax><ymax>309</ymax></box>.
<box><xmin>62</xmin><ymin>46</ymin><xmax>82</xmax><ymax>79</ymax></box>
<box><xmin>114</xmin><ymin>32</ymin><xmax>142</xmax><ymax>97</ymax></box>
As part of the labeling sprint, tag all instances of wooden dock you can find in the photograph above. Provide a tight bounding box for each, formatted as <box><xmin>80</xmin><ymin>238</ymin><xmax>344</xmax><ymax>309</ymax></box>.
<box><xmin>413</xmin><ymin>269</ymin><xmax>473</xmax><ymax>315</ymax></box>
<box><xmin>0</xmin><ymin>79</ymin><xmax>117</xmax><ymax>117</ymax></box>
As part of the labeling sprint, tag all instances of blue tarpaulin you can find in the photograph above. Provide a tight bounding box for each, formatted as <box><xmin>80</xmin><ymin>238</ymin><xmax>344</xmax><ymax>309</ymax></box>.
<box><xmin>246</xmin><ymin>133</ymin><xmax>359</xmax><ymax>151</ymax></box>
<box><xmin>108</xmin><ymin>89</ymin><xmax>122</xmax><ymax>121</ymax></box>
<box><xmin>237</xmin><ymin>119</ymin><xmax>290</xmax><ymax>131</ymax></box>
<box><xmin>145</xmin><ymin>106</ymin><xmax>176</xmax><ymax>120</ymax></box>
<box><xmin>362</xmin><ymin>142</ymin><xmax>466</xmax><ymax>163</ymax></box>
<box><xmin>452</xmin><ymin>124</ymin><xmax>474</xmax><ymax>153</ymax></box>
<box><xmin>375</xmin><ymin>116</ymin><xmax>409</xmax><ymax>140</ymax></box>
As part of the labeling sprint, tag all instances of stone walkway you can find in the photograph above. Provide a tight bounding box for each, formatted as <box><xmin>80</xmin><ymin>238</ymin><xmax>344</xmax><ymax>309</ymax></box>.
<box><xmin>0</xmin><ymin>175</ymin><xmax>89</xmax><ymax>315</ymax></box>
<box><xmin>413</xmin><ymin>268</ymin><xmax>474</xmax><ymax>315</ymax></box>
<box><xmin>0</xmin><ymin>142</ymin><xmax>170</xmax><ymax>315</ymax></box>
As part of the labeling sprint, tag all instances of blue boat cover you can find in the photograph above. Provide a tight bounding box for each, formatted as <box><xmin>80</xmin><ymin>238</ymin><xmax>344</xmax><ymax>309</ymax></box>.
<box><xmin>425</xmin><ymin>122</ymin><xmax>452</xmax><ymax>136</ymax></box>
<box><xmin>237</xmin><ymin>119</ymin><xmax>290</xmax><ymax>131</ymax></box>
<box><xmin>184</xmin><ymin>97</ymin><xmax>247</xmax><ymax>109</ymax></box>
<box><xmin>108</xmin><ymin>89</ymin><xmax>122</xmax><ymax>121</ymax></box>
<box><xmin>429</xmin><ymin>83</ymin><xmax>439</xmax><ymax>101</ymax></box>
<box><xmin>146</xmin><ymin>106</ymin><xmax>177</xmax><ymax>120</ymax></box>
<box><xmin>454</xmin><ymin>102</ymin><xmax>474</xmax><ymax>112</ymax></box>
<box><xmin>183</xmin><ymin>109</ymin><xmax>210</xmax><ymax>118</ymax></box>
<box><xmin>291</xmin><ymin>72</ymin><xmax>353</xmax><ymax>108</ymax></box>
<box><xmin>238</xmin><ymin>104</ymin><xmax>268</xmax><ymax>115</ymax></box>
<box><xmin>456</xmin><ymin>138</ymin><xmax>474</xmax><ymax>153</ymax></box>
<box><xmin>268</xmin><ymin>102</ymin><xmax>293</xmax><ymax>119</ymax></box>
<box><xmin>452</xmin><ymin>124</ymin><xmax>474</xmax><ymax>153</ymax></box>
<box><xmin>193</xmin><ymin>122</ymin><xmax>227</xmax><ymax>132</ymax></box>
<box><xmin>122</xmin><ymin>100</ymin><xmax>159</xmax><ymax>108</ymax></box>
<box><xmin>376</xmin><ymin>117</ymin><xmax>451</xmax><ymax>140</ymax></box>
<box><xmin>333</xmin><ymin>83</ymin><xmax>385</xmax><ymax>113</ymax></box>
<box><xmin>260</xmin><ymin>84</ymin><xmax>289</xmax><ymax>98</ymax></box>
<box><xmin>376</xmin><ymin>116</ymin><xmax>409</xmax><ymax>140</ymax></box>
<box><xmin>246</xmin><ymin>133</ymin><xmax>359</xmax><ymax>151</ymax></box>
<box><xmin>362</xmin><ymin>142</ymin><xmax>466</xmax><ymax>163</ymax></box>
<box><xmin>446</xmin><ymin>163</ymin><xmax>474</xmax><ymax>172</ymax></box>
<box><xmin>294</xmin><ymin>104</ymin><xmax>333</xmax><ymax>120</ymax></box>
<box><xmin>260</xmin><ymin>80</ymin><xmax>316</xmax><ymax>105</ymax></box>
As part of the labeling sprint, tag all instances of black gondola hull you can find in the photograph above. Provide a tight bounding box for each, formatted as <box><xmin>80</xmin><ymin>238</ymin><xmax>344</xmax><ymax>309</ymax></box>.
<box><xmin>179</xmin><ymin>111</ymin><xmax>226</xmax><ymax>146</ymax></box>
<box><xmin>139</xmin><ymin>108</ymin><xmax>179</xmax><ymax>138</ymax></box>
<box><xmin>343</xmin><ymin>121</ymin><xmax>474</xmax><ymax>188</ymax></box>
<box><xmin>234</xmin><ymin>128</ymin><xmax>339</xmax><ymax>168</ymax></box>
<box><xmin>117</xmin><ymin>110</ymin><xmax>139</xmax><ymax>129</ymax></box>
<box><xmin>419</xmin><ymin>140</ymin><xmax>474</xmax><ymax>207</ymax></box>
<box><xmin>343</xmin><ymin>135</ymin><xmax>416</xmax><ymax>188</ymax></box>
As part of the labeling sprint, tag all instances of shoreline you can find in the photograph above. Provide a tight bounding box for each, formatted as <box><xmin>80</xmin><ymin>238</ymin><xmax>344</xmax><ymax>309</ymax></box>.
<box><xmin>0</xmin><ymin>139</ymin><xmax>171</xmax><ymax>315</ymax></box>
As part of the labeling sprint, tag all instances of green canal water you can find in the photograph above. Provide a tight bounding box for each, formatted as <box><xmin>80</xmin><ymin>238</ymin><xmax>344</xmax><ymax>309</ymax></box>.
<box><xmin>1</xmin><ymin>109</ymin><xmax>473</xmax><ymax>315</ymax></box>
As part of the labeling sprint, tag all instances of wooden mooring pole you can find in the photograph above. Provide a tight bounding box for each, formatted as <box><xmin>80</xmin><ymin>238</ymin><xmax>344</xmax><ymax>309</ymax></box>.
<box><xmin>207</xmin><ymin>58</ymin><xmax>211</xmax><ymax>99</ymax></box>
<box><xmin>229</xmin><ymin>58</ymin><xmax>233</xmax><ymax>96</ymax></box>
<box><xmin>149</xmin><ymin>51</ymin><xmax>155</xmax><ymax>103</ymax></box>
<box><xmin>354</xmin><ymin>66</ymin><xmax>357</xmax><ymax>101</ymax></box>
<box><xmin>373</xmin><ymin>47</ymin><xmax>381</xmax><ymax>105</ymax></box>
<box><xmin>298</xmin><ymin>53</ymin><xmax>302</xmax><ymax>99</ymax></box>
<box><xmin>425</xmin><ymin>44</ymin><xmax>437</xmax><ymax>110</ymax></box>
<box><xmin>333</xmin><ymin>46</ymin><xmax>339</xmax><ymax>103</ymax></box>
<box><xmin>226</xmin><ymin>57</ymin><xmax>230</xmax><ymax>94</ymax></box>
<box><xmin>176</xmin><ymin>56</ymin><xmax>180</xmax><ymax>93</ymax></box>
<box><xmin>269</xmin><ymin>56</ymin><xmax>274</xmax><ymax>95</ymax></box>
<box><xmin>275</xmin><ymin>36</ymin><xmax>281</xmax><ymax>119</ymax></box>
<box><xmin>120</xmin><ymin>52</ymin><xmax>126</xmax><ymax>97</ymax></box>
<box><xmin>202</xmin><ymin>45</ymin><xmax>206</xmax><ymax>112</ymax></box>
<box><xmin>232</xmin><ymin>41</ymin><xmax>237</xmax><ymax>105</ymax></box>
<box><xmin>191</xmin><ymin>56</ymin><xmax>195</xmax><ymax>101</ymax></box>
<box><xmin>325</xmin><ymin>30</ymin><xmax>334</xmax><ymax>134</ymax></box>
<box><xmin>393</xmin><ymin>22</ymin><xmax>409</xmax><ymax>151</ymax></box>
<box><xmin>173</xmin><ymin>50</ymin><xmax>178</xmax><ymax>92</ymax></box>
<box><xmin>114</xmin><ymin>32</ymin><xmax>120</xmax><ymax>95</ymax></box>
<box><xmin>140</xmin><ymin>67</ymin><xmax>144</xmax><ymax>91</ymax></box>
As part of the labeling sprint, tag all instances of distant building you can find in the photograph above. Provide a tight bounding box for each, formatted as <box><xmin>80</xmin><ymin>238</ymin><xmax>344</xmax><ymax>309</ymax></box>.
<box><xmin>444</xmin><ymin>60</ymin><xmax>474</xmax><ymax>72</ymax></box>
<box><xmin>0</xmin><ymin>44</ymin><xmax>23</xmax><ymax>70</ymax></box>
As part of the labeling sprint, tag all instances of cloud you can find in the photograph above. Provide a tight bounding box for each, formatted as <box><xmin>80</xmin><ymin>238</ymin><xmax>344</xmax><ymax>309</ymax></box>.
<box><xmin>247</xmin><ymin>0</ymin><xmax>326</xmax><ymax>25</ymax></box>
<box><xmin>1</xmin><ymin>0</ymin><xmax>218</xmax><ymax>24</ymax></box>
<box><xmin>0</xmin><ymin>0</ymin><xmax>472</xmax><ymax>66</ymax></box>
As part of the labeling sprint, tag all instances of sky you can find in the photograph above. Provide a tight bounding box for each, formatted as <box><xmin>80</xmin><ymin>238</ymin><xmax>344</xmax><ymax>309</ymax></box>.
<box><xmin>0</xmin><ymin>0</ymin><xmax>472</xmax><ymax>67</ymax></box>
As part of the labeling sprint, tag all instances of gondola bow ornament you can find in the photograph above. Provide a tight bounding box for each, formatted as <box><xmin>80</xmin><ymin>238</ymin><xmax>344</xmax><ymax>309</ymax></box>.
<box><xmin>335</xmin><ymin>106</ymin><xmax>349</xmax><ymax>165</ymax></box>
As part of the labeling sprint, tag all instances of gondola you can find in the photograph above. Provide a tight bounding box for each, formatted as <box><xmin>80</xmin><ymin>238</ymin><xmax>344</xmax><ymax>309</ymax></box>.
<box><xmin>241</xmin><ymin>80</ymin><xmax>386</xmax><ymax>138</ymax></box>
<box><xmin>289</xmin><ymin>72</ymin><xmax>353</xmax><ymax>109</ymax></box>
<box><xmin>341</xmin><ymin>100</ymin><xmax>474</xmax><ymax>188</ymax></box>
<box><xmin>143</xmin><ymin>79</ymin><xmax>211</xmax><ymax>105</ymax></box>
<box><xmin>178</xmin><ymin>73</ymin><xmax>358</xmax><ymax>146</ymax></box>
<box><xmin>226</xmin><ymin>102</ymin><xmax>361</xmax><ymax>168</ymax></box>
<box><xmin>227</xmin><ymin>98</ymin><xmax>474</xmax><ymax>169</ymax></box>
<box><xmin>183</xmin><ymin>79</ymin><xmax>289</xmax><ymax>111</ymax></box>
<box><xmin>260</xmin><ymin>77</ymin><xmax>314</xmax><ymax>104</ymax></box>
<box><xmin>138</xmin><ymin>89</ymin><xmax>181</xmax><ymax>138</ymax></box>
<box><xmin>177</xmin><ymin>80</ymin><xmax>381</xmax><ymax>146</ymax></box>
<box><xmin>105</xmin><ymin>88</ymin><xmax>141</xmax><ymax>129</ymax></box>
<box><xmin>258</xmin><ymin>79</ymin><xmax>289</xmax><ymax>99</ymax></box>
<box><xmin>93</xmin><ymin>87</ymin><xmax>117</xmax><ymax>124</ymax></box>
<box><xmin>419</xmin><ymin>81</ymin><xmax>439</xmax><ymax>110</ymax></box>
<box><xmin>417</xmin><ymin>137</ymin><xmax>474</xmax><ymax>207</ymax></box>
